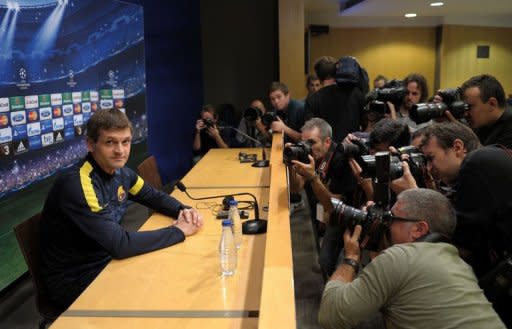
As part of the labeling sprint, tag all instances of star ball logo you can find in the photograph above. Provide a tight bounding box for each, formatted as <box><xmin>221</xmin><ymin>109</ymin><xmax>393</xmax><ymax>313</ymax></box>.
<box><xmin>19</xmin><ymin>68</ymin><xmax>27</xmax><ymax>80</ymax></box>
<box><xmin>16</xmin><ymin>67</ymin><xmax>31</xmax><ymax>90</ymax></box>
<box><xmin>67</xmin><ymin>69</ymin><xmax>77</xmax><ymax>87</ymax></box>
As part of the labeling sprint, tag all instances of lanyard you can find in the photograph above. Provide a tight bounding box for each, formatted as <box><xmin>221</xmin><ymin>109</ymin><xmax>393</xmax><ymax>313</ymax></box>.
<box><xmin>316</xmin><ymin>142</ymin><xmax>336</xmax><ymax>183</ymax></box>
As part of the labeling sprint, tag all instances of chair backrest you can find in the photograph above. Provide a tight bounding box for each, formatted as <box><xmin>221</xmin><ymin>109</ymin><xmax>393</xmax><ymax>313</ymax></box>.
<box><xmin>137</xmin><ymin>155</ymin><xmax>163</xmax><ymax>190</ymax></box>
<box><xmin>13</xmin><ymin>213</ymin><xmax>63</xmax><ymax>320</ymax></box>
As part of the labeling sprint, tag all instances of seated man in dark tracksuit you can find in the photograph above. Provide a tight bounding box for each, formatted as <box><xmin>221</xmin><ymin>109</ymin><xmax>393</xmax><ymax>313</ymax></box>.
<box><xmin>40</xmin><ymin>109</ymin><xmax>203</xmax><ymax>310</ymax></box>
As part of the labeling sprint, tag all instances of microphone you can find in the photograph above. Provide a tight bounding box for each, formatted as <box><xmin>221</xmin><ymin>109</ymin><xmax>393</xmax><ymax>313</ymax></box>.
<box><xmin>175</xmin><ymin>181</ymin><xmax>267</xmax><ymax>234</ymax></box>
<box><xmin>219</xmin><ymin>125</ymin><xmax>269</xmax><ymax>168</ymax></box>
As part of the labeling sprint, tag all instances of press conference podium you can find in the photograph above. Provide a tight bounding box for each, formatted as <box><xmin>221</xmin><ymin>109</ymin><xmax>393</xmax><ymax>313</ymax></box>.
<box><xmin>50</xmin><ymin>133</ymin><xmax>296</xmax><ymax>329</ymax></box>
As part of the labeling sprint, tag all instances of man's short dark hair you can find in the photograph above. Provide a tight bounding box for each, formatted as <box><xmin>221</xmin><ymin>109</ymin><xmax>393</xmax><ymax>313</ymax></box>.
<box><xmin>397</xmin><ymin>188</ymin><xmax>457</xmax><ymax>239</ymax></box>
<box><xmin>86</xmin><ymin>109</ymin><xmax>132</xmax><ymax>143</ymax></box>
<box><xmin>373</xmin><ymin>75</ymin><xmax>387</xmax><ymax>84</ymax></box>
<box><xmin>269</xmin><ymin>81</ymin><xmax>289</xmax><ymax>95</ymax></box>
<box><xmin>423</xmin><ymin>122</ymin><xmax>481</xmax><ymax>152</ymax></box>
<box><xmin>369</xmin><ymin>118</ymin><xmax>410</xmax><ymax>149</ymax></box>
<box><xmin>404</xmin><ymin>73</ymin><xmax>429</xmax><ymax>103</ymax></box>
<box><xmin>306</xmin><ymin>74</ymin><xmax>319</xmax><ymax>86</ymax></box>
<box><xmin>313</xmin><ymin>56</ymin><xmax>337</xmax><ymax>81</ymax></box>
<box><xmin>461</xmin><ymin>74</ymin><xmax>506</xmax><ymax>108</ymax></box>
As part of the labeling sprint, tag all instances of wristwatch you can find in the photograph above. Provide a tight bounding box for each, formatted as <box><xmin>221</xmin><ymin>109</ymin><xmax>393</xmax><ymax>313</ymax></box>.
<box><xmin>343</xmin><ymin>258</ymin><xmax>360</xmax><ymax>274</ymax></box>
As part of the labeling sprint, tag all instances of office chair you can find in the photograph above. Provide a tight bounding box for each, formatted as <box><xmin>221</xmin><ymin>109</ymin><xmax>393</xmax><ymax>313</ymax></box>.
<box><xmin>137</xmin><ymin>155</ymin><xmax>163</xmax><ymax>190</ymax></box>
<box><xmin>13</xmin><ymin>213</ymin><xmax>64</xmax><ymax>329</ymax></box>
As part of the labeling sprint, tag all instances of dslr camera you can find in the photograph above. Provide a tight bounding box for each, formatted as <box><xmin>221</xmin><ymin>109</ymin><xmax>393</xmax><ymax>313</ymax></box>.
<box><xmin>283</xmin><ymin>141</ymin><xmax>312</xmax><ymax>165</ymax></box>
<box><xmin>244</xmin><ymin>107</ymin><xmax>263</xmax><ymax>122</ymax></box>
<box><xmin>410</xmin><ymin>87</ymin><xmax>469</xmax><ymax>124</ymax></box>
<box><xmin>366</xmin><ymin>79</ymin><xmax>406</xmax><ymax>105</ymax></box>
<box><xmin>202</xmin><ymin>118</ymin><xmax>215</xmax><ymax>129</ymax></box>
<box><xmin>330</xmin><ymin>152</ymin><xmax>394</xmax><ymax>251</ymax></box>
<box><xmin>358</xmin><ymin>146</ymin><xmax>427</xmax><ymax>183</ymax></box>
<box><xmin>261</xmin><ymin>112</ymin><xmax>281</xmax><ymax>127</ymax></box>
<box><xmin>336</xmin><ymin>138</ymin><xmax>370</xmax><ymax>158</ymax></box>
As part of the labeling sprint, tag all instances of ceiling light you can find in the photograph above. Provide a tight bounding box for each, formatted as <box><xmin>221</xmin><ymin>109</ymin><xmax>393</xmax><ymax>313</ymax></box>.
<box><xmin>430</xmin><ymin>2</ymin><xmax>444</xmax><ymax>6</ymax></box>
<box><xmin>404</xmin><ymin>13</ymin><xmax>417</xmax><ymax>18</ymax></box>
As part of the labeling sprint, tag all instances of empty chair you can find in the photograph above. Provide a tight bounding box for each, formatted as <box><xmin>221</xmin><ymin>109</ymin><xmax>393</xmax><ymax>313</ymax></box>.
<box><xmin>137</xmin><ymin>155</ymin><xmax>163</xmax><ymax>190</ymax></box>
<box><xmin>13</xmin><ymin>213</ymin><xmax>64</xmax><ymax>329</ymax></box>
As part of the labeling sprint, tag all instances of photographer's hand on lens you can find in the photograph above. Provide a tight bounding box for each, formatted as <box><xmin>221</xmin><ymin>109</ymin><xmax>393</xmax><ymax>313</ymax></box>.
<box><xmin>390</xmin><ymin>161</ymin><xmax>418</xmax><ymax>194</ymax></box>
<box><xmin>270</xmin><ymin>117</ymin><xmax>286</xmax><ymax>133</ymax></box>
<box><xmin>386</xmin><ymin>101</ymin><xmax>397</xmax><ymax>120</ymax></box>
<box><xmin>349</xmin><ymin>158</ymin><xmax>373</xmax><ymax>200</ymax></box>
<box><xmin>196</xmin><ymin>119</ymin><xmax>205</xmax><ymax>131</ymax></box>
<box><xmin>291</xmin><ymin>155</ymin><xmax>316</xmax><ymax>181</ymax></box>
<box><xmin>342</xmin><ymin>133</ymin><xmax>359</xmax><ymax>145</ymax></box>
<box><xmin>343</xmin><ymin>225</ymin><xmax>363</xmax><ymax>262</ymax></box>
<box><xmin>443</xmin><ymin>110</ymin><xmax>458</xmax><ymax>123</ymax></box>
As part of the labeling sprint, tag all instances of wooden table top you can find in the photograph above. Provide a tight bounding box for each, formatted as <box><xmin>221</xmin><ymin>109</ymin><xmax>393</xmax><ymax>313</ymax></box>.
<box><xmin>181</xmin><ymin>148</ymin><xmax>270</xmax><ymax>188</ymax></box>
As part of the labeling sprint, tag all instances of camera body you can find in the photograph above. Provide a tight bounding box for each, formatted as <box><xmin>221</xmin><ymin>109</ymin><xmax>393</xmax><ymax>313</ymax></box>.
<box><xmin>283</xmin><ymin>141</ymin><xmax>312</xmax><ymax>165</ymax></box>
<box><xmin>330</xmin><ymin>152</ymin><xmax>395</xmax><ymax>251</ymax></box>
<box><xmin>244</xmin><ymin>107</ymin><xmax>263</xmax><ymax>122</ymax></box>
<box><xmin>358</xmin><ymin>147</ymin><xmax>426</xmax><ymax>183</ymax></box>
<box><xmin>261</xmin><ymin>112</ymin><xmax>279</xmax><ymax>127</ymax></box>
<box><xmin>202</xmin><ymin>118</ymin><xmax>215</xmax><ymax>129</ymax></box>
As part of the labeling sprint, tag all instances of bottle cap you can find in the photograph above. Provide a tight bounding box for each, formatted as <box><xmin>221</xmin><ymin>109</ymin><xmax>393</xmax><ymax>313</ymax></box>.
<box><xmin>222</xmin><ymin>219</ymin><xmax>233</xmax><ymax>226</ymax></box>
<box><xmin>228</xmin><ymin>199</ymin><xmax>238</xmax><ymax>206</ymax></box>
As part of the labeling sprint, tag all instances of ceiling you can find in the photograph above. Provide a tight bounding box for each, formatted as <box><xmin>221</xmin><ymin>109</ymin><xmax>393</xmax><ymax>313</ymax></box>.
<box><xmin>305</xmin><ymin>0</ymin><xmax>512</xmax><ymax>27</ymax></box>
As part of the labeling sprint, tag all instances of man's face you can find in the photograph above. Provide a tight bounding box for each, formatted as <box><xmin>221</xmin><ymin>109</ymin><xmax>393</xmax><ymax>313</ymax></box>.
<box><xmin>301</xmin><ymin>127</ymin><xmax>331</xmax><ymax>161</ymax></box>
<box><xmin>463</xmin><ymin>86</ymin><xmax>495</xmax><ymax>129</ymax></box>
<box><xmin>270</xmin><ymin>90</ymin><xmax>290</xmax><ymax>111</ymax></box>
<box><xmin>201</xmin><ymin>111</ymin><xmax>216</xmax><ymax>123</ymax></box>
<box><xmin>307</xmin><ymin>79</ymin><xmax>321</xmax><ymax>94</ymax></box>
<box><xmin>389</xmin><ymin>200</ymin><xmax>422</xmax><ymax>245</ymax></box>
<box><xmin>403</xmin><ymin>81</ymin><xmax>422</xmax><ymax>110</ymax></box>
<box><xmin>422</xmin><ymin>136</ymin><xmax>462</xmax><ymax>184</ymax></box>
<box><xmin>87</xmin><ymin>127</ymin><xmax>132</xmax><ymax>174</ymax></box>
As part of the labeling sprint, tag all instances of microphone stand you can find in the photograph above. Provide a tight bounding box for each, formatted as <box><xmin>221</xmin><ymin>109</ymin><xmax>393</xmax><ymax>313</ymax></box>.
<box><xmin>220</xmin><ymin>126</ymin><xmax>269</xmax><ymax>168</ymax></box>
<box><xmin>176</xmin><ymin>181</ymin><xmax>267</xmax><ymax>234</ymax></box>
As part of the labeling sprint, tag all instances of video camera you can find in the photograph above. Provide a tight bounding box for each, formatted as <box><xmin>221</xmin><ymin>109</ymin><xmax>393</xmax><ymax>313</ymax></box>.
<box><xmin>283</xmin><ymin>141</ymin><xmax>312</xmax><ymax>165</ymax></box>
<box><xmin>330</xmin><ymin>152</ymin><xmax>393</xmax><ymax>251</ymax></box>
<box><xmin>410</xmin><ymin>87</ymin><xmax>469</xmax><ymax>124</ymax></box>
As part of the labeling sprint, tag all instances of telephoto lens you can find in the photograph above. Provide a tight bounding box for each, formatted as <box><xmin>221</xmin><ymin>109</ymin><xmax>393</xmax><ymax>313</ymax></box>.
<box><xmin>283</xmin><ymin>141</ymin><xmax>312</xmax><ymax>165</ymax></box>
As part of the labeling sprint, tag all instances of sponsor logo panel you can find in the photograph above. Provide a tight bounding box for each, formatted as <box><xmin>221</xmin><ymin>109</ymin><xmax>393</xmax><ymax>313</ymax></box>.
<box><xmin>39</xmin><ymin>107</ymin><xmax>52</xmax><ymax>120</ymax></box>
<box><xmin>0</xmin><ymin>98</ymin><xmax>9</xmax><ymax>112</ymax></box>
<box><xmin>41</xmin><ymin>132</ymin><xmax>54</xmax><ymax>147</ymax></box>
<box><xmin>73</xmin><ymin>114</ymin><xmax>83</xmax><ymax>126</ymax></box>
<box><xmin>72</xmin><ymin>92</ymin><xmax>82</xmax><ymax>104</ymax></box>
<box><xmin>90</xmin><ymin>91</ymin><xmax>99</xmax><ymax>102</ymax></box>
<box><xmin>10</xmin><ymin>111</ymin><xmax>27</xmax><ymax>126</ymax></box>
<box><xmin>0</xmin><ymin>142</ymin><xmax>13</xmax><ymax>156</ymax></box>
<box><xmin>39</xmin><ymin>94</ymin><xmax>51</xmax><ymax>107</ymax></box>
<box><xmin>81</xmin><ymin>102</ymin><xmax>91</xmax><ymax>113</ymax></box>
<box><xmin>52</xmin><ymin>117</ymin><xmax>64</xmax><ymax>131</ymax></box>
<box><xmin>27</xmin><ymin>109</ymin><xmax>39</xmax><ymax>122</ymax></box>
<box><xmin>62</xmin><ymin>104</ymin><xmax>73</xmax><ymax>116</ymax></box>
<box><xmin>62</xmin><ymin>92</ymin><xmax>73</xmax><ymax>104</ymax></box>
<box><xmin>12</xmin><ymin>125</ymin><xmax>27</xmax><ymax>141</ymax></box>
<box><xmin>9</xmin><ymin>96</ymin><xmax>25</xmax><ymax>111</ymax></box>
<box><xmin>13</xmin><ymin>140</ymin><xmax>28</xmax><ymax>155</ymax></box>
<box><xmin>52</xmin><ymin>106</ymin><xmax>62</xmax><ymax>118</ymax></box>
<box><xmin>73</xmin><ymin>103</ymin><xmax>81</xmax><ymax>114</ymax></box>
<box><xmin>28</xmin><ymin>136</ymin><xmax>42</xmax><ymax>150</ymax></box>
<box><xmin>0</xmin><ymin>113</ymin><xmax>9</xmax><ymax>127</ymax></box>
<box><xmin>100</xmin><ymin>99</ymin><xmax>113</xmax><ymax>110</ymax></box>
<box><xmin>27</xmin><ymin>122</ymin><xmax>41</xmax><ymax>137</ymax></box>
<box><xmin>40</xmin><ymin>120</ymin><xmax>53</xmax><ymax>133</ymax></box>
<box><xmin>24</xmin><ymin>95</ymin><xmax>39</xmax><ymax>109</ymax></box>
<box><xmin>53</xmin><ymin>130</ymin><xmax>64</xmax><ymax>143</ymax></box>
<box><xmin>0</xmin><ymin>127</ymin><xmax>13</xmax><ymax>143</ymax></box>
<box><xmin>51</xmin><ymin>93</ymin><xmax>62</xmax><ymax>106</ymax></box>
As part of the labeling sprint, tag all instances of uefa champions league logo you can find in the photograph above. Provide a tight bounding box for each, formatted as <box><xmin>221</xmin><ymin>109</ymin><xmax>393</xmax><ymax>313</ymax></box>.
<box><xmin>67</xmin><ymin>69</ymin><xmax>77</xmax><ymax>87</ymax></box>
<box><xmin>16</xmin><ymin>67</ymin><xmax>30</xmax><ymax>90</ymax></box>
<box><xmin>106</xmin><ymin>70</ymin><xmax>117</xmax><ymax>87</ymax></box>
<box><xmin>19</xmin><ymin>68</ymin><xmax>27</xmax><ymax>81</ymax></box>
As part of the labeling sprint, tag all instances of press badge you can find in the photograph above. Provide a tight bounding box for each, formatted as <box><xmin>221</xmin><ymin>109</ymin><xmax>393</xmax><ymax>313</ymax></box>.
<box><xmin>316</xmin><ymin>203</ymin><xmax>325</xmax><ymax>223</ymax></box>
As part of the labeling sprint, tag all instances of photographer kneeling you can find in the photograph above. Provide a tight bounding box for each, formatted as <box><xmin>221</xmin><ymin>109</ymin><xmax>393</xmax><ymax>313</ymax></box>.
<box><xmin>285</xmin><ymin>118</ymin><xmax>355</xmax><ymax>275</ymax></box>
<box><xmin>319</xmin><ymin>189</ymin><xmax>505</xmax><ymax>329</ymax></box>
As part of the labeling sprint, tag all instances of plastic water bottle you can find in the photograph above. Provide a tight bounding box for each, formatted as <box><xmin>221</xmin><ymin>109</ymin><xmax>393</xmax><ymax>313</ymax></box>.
<box><xmin>228</xmin><ymin>199</ymin><xmax>242</xmax><ymax>248</ymax></box>
<box><xmin>219</xmin><ymin>219</ymin><xmax>237</xmax><ymax>276</ymax></box>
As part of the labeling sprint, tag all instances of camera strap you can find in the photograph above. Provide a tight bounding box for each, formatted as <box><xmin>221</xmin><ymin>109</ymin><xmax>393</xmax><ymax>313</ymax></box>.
<box><xmin>317</xmin><ymin>142</ymin><xmax>337</xmax><ymax>183</ymax></box>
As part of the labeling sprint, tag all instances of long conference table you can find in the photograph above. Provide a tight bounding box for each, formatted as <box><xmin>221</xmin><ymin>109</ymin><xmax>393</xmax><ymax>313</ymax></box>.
<box><xmin>50</xmin><ymin>133</ymin><xmax>296</xmax><ymax>329</ymax></box>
